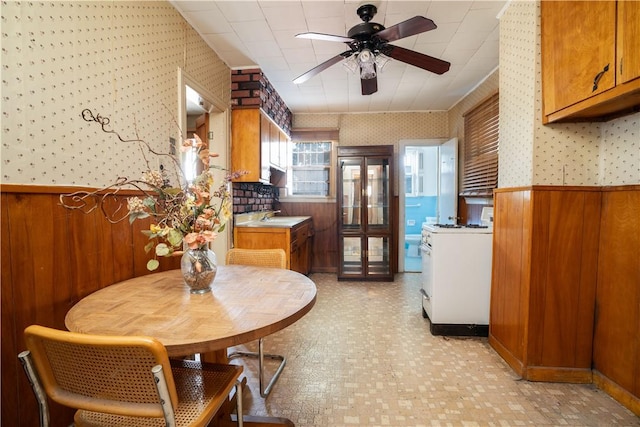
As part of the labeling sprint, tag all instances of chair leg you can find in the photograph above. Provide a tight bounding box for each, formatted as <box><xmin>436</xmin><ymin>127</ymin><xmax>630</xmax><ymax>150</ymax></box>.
<box><xmin>235</xmin><ymin>379</ymin><xmax>243</xmax><ymax>427</ymax></box>
<box><xmin>228</xmin><ymin>338</ymin><xmax>286</xmax><ymax>397</ymax></box>
<box><xmin>18</xmin><ymin>351</ymin><xmax>50</xmax><ymax>427</ymax></box>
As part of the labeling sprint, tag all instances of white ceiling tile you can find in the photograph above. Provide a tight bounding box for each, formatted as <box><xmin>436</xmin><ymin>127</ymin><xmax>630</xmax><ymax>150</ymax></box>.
<box><xmin>425</xmin><ymin>1</ymin><xmax>472</xmax><ymax>24</ymax></box>
<box><xmin>245</xmin><ymin>40</ymin><xmax>283</xmax><ymax>59</ymax></box>
<box><xmin>231</xmin><ymin>20</ymin><xmax>275</xmax><ymax>43</ymax></box>
<box><xmin>174</xmin><ymin>0</ymin><xmax>506</xmax><ymax>113</ymax></box>
<box><xmin>262</xmin><ymin>4</ymin><xmax>308</xmax><ymax>31</ymax></box>
<box><xmin>216</xmin><ymin>1</ymin><xmax>264</xmax><ymax>22</ymax></box>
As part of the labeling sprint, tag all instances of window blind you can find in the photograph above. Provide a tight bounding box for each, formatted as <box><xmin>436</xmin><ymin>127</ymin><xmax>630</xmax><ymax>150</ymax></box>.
<box><xmin>461</xmin><ymin>93</ymin><xmax>499</xmax><ymax>197</ymax></box>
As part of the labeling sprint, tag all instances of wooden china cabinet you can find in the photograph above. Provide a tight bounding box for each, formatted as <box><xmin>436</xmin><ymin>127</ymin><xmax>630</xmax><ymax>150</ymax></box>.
<box><xmin>337</xmin><ymin>145</ymin><xmax>394</xmax><ymax>281</ymax></box>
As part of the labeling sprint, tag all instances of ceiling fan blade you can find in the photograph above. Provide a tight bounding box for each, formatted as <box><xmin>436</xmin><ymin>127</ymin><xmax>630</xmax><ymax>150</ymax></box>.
<box><xmin>361</xmin><ymin>76</ymin><xmax>378</xmax><ymax>95</ymax></box>
<box><xmin>382</xmin><ymin>45</ymin><xmax>450</xmax><ymax>75</ymax></box>
<box><xmin>293</xmin><ymin>51</ymin><xmax>354</xmax><ymax>84</ymax></box>
<box><xmin>375</xmin><ymin>16</ymin><xmax>437</xmax><ymax>43</ymax></box>
<box><xmin>295</xmin><ymin>32</ymin><xmax>354</xmax><ymax>43</ymax></box>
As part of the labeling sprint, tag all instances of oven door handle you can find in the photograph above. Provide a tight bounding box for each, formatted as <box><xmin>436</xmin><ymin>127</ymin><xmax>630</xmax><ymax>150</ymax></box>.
<box><xmin>419</xmin><ymin>288</ymin><xmax>430</xmax><ymax>301</ymax></box>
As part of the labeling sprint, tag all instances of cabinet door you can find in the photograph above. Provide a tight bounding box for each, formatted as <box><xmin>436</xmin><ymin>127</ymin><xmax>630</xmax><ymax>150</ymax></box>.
<box><xmin>259</xmin><ymin>113</ymin><xmax>270</xmax><ymax>182</ymax></box>
<box><xmin>617</xmin><ymin>0</ymin><xmax>640</xmax><ymax>85</ymax></box>
<box><xmin>541</xmin><ymin>1</ymin><xmax>616</xmax><ymax>115</ymax></box>
<box><xmin>269</xmin><ymin>121</ymin><xmax>280</xmax><ymax>167</ymax></box>
<box><xmin>231</xmin><ymin>109</ymin><xmax>262</xmax><ymax>182</ymax></box>
<box><xmin>339</xmin><ymin>158</ymin><xmax>364</xmax><ymax>229</ymax></box>
<box><xmin>365</xmin><ymin>156</ymin><xmax>391</xmax><ymax>231</ymax></box>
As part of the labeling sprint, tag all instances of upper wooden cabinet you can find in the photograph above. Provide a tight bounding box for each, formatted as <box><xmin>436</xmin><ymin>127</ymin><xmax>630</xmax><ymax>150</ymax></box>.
<box><xmin>541</xmin><ymin>1</ymin><xmax>640</xmax><ymax>123</ymax></box>
<box><xmin>231</xmin><ymin>108</ymin><xmax>270</xmax><ymax>182</ymax></box>
<box><xmin>231</xmin><ymin>108</ymin><xmax>289</xmax><ymax>182</ymax></box>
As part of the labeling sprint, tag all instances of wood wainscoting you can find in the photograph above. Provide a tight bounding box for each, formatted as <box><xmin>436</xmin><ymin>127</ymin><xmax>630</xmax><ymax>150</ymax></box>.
<box><xmin>489</xmin><ymin>185</ymin><xmax>640</xmax><ymax>416</ymax></box>
<box><xmin>1</xmin><ymin>184</ymin><xmax>181</xmax><ymax>427</ymax></box>
<box><xmin>592</xmin><ymin>186</ymin><xmax>640</xmax><ymax>415</ymax></box>
<box><xmin>276</xmin><ymin>199</ymin><xmax>337</xmax><ymax>273</ymax></box>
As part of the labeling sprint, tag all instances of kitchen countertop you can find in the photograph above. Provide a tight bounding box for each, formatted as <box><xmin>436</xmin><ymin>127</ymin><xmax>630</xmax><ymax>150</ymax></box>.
<box><xmin>235</xmin><ymin>213</ymin><xmax>311</xmax><ymax>229</ymax></box>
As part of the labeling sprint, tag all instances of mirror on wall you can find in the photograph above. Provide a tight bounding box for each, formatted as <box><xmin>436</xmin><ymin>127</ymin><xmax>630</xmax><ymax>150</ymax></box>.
<box><xmin>177</xmin><ymin>68</ymin><xmax>230</xmax><ymax>254</ymax></box>
<box><xmin>183</xmin><ymin>84</ymin><xmax>211</xmax><ymax>182</ymax></box>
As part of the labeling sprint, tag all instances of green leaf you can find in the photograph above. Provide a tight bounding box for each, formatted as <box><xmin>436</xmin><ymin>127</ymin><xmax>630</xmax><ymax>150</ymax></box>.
<box><xmin>155</xmin><ymin>243</ymin><xmax>170</xmax><ymax>257</ymax></box>
<box><xmin>142</xmin><ymin>197</ymin><xmax>157</xmax><ymax>213</ymax></box>
<box><xmin>144</xmin><ymin>241</ymin><xmax>155</xmax><ymax>253</ymax></box>
<box><xmin>218</xmin><ymin>223</ymin><xmax>226</xmax><ymax>232</ymax></box>
<box><xmin>163</xmin><ymin>187</ymin><xmax>182</xmax><ymax>196</ymax></box>
<box><xmin>129</xmin><ymin>211</ymin><xmax>149</xmax><ymax>224</ymax></box>
<box><xmin>166</xmin><ymin>229</ymin><xmax>183</xmax><ymax>247</ymax></box>
<box><xmin>147</xmin><ymin>259</ymin><xmax>160</xmax><ymax>271</ymax></box>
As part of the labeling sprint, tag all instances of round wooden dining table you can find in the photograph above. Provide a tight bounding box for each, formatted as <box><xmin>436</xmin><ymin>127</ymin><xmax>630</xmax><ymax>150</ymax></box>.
<box><xmin>66</xmin><ymin>266</ymin><xmax>316</xmax><ymax>426</ymax></box>
<box><xmin>65</xmin><ymin>266</ymin><xmax>317</xmax><ymax>359</ymax></box>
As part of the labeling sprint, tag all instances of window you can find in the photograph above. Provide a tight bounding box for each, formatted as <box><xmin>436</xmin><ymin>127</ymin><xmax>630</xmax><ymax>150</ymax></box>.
<box><xmin>461</xmin><ymin>93</ymin><xmax>499</xmax><ymax>197</ymax></box>
<box><xmin>288</xmin><ymin>128</ymin><xmax>338</xmax><ymax>197</ymax></box>
<box><xmin>291</xmin><ymin>142</ymin><xmax>332</xmax><ymax>196</ymax></box>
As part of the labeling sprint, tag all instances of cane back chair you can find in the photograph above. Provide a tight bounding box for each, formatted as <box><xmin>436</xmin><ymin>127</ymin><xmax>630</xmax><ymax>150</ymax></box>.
<box><xmin>19</xmin><ymin>325</ymin><xmax>244</xmax><ymax>427</ymax></box>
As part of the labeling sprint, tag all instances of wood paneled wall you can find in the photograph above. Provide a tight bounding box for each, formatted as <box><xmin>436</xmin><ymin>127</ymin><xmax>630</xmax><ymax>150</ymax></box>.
<box><xmin>276</xmin><ymin>200</ymin><xmax>337</xmax><ymax>273</ymax></box>
<box><xmin>592</xmin><ymin>187</ymin><xmax>640</xmax><ymax>415</ymax></box>
<box><xmin>1</xmin><ymin>185</ymin><xmax>180</xmax><ymax>427</ymax></box>
<box><xmin>490</xmin><ymin>186</ymin><xmax>602</xmax><ymax>382</ymax></box>
<box><xmin>489</xmin><ymin>185</ymin><xmax>640</xmax><ymax>416</ymax></box>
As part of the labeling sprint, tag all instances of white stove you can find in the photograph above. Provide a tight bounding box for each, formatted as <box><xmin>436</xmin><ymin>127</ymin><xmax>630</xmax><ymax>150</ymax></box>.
<box><xmin>420</xmin><ymin>222</ymin><xmax>493</xmax><ymax>336</ymax></box>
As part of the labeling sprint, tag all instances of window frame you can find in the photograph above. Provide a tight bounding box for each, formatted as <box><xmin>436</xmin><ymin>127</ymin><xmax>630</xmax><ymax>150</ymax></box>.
<box><xmin>287</xmin><ymin>129</ymin><xmax>338</xmax><ymax>199</ymax></box>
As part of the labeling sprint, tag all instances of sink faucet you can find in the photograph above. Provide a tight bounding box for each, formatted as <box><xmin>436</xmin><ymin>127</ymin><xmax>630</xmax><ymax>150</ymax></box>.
<box><xmin>260</xmin><ymin>210</ymin><xmax>281</xmax><ymax>221</ymax></box>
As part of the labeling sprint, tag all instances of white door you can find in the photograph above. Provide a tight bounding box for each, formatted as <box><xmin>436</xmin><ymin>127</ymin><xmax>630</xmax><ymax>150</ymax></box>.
<box><xmin>438</xmin><ymin>138</ymin><xmax>458</xmax><ymax>224</ymax></box>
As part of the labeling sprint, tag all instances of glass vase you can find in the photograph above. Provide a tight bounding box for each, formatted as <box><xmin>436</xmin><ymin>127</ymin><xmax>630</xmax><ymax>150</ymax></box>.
<box><xmin>180</xmin><ymin>246</ymin><xmax>217</xmax><ymax>294</ymax></box>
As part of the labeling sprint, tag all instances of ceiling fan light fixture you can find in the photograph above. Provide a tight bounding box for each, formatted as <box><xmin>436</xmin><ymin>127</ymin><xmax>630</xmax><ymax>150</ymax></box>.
<box><xmin>357</xmin><ymin>48</ymin><xmax>374</xmax><ymax>65</ymax></box>
<box><xmin>360</xmin><ymin>62</ymin><xmax>376</xmax><ymax>80</ymax></box>
<box><xmin>342</xmin><ymin>55</ymin><xmax>359</xmax><ymax>74</ymax></box>
<box><xmin>357</xmin><ymin>48</ymin><xmax>376</xmax><ymax>79</ymax></box>
<box><xmin>375</xmin><ymin>53</ymin><xmax>391</xmax><ymax>72</ymax></box>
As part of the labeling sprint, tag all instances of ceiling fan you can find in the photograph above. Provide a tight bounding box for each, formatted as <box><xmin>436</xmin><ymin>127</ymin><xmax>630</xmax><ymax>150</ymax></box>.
<box><xmin>293</xmin><ymin>4</ymin><xmax>451</xmax><ymax>95</ymax></box>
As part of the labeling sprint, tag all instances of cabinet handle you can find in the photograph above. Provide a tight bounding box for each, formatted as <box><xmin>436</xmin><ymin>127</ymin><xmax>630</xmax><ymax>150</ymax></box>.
<box><xmin>592</xmin><ymin>64</ymin><xmax>609</xmax><ymax>92</ymax></box>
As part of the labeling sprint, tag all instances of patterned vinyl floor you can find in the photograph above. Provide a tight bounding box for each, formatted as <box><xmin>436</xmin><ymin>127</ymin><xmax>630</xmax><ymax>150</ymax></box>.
<box><xmin>228</xmin><ymin>273</ymin><xmax>639</xmax><ymax>427</ymax></box>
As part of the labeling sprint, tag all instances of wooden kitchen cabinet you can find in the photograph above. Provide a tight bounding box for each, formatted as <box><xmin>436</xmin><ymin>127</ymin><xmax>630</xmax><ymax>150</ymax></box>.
<box><xmin>231</xmin><ymin>108</ymin><xmax>270</xmax><ymax>182</ymax></box>
<box><xmin>231</xmin><ymin>108</ymin><xmax>289</xmax><ymax>183</ymax></box>
<box><xmin>233</xmin><ymin>217</ymin><xmax>313</xmax><ymax>275</ymax></box>
<box><xmin>541</xmin><ymin>1</ymin><xmax>640</xmax><ymax>123</ymax></box>
<box><xmin>489</xmin><ymin>186</ymin><xmax>602</xmax><ymax>383</ymax></box>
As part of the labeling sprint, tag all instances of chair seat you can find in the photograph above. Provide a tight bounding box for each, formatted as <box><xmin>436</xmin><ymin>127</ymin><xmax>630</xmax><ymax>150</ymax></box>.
<box><xmin>75</xmin><ymin>360</ymin><xmax>242</xmax><ymax>427</ymax></box>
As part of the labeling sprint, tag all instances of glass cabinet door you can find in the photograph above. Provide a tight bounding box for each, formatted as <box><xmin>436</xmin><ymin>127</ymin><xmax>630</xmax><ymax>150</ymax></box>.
<box><xmin>340</xmin><ymin>159</ymin><xmax>363</xmax><ymax>228</ymax></box>
<box><xmin>367</xmin><ymin>236</ymin><xmax>390</xmax><ymax>276</ymax></box>
<box><xmin>366</xmin><ymin>157</ymin><xmax>390</xmax><ymax>229</ymax></box>
<box><xmin>341</xmin><ymin>236</ymin><xmax>363</xmax><ymax>276</ymax></box>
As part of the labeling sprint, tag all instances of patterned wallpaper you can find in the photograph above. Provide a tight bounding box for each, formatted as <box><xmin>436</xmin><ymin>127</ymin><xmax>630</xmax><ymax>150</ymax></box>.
<box><xmin>600</xmin><ymin>113</ymin><xmax>640</xmax><ymax>185</ymax></box>
<box><xmin>293</xmin><ymin>111</ymin><xmax>449</xmax><ymax>144</ymax></box>
<box><xmin>2</xmin><ymin>1</ymin><xmax>637</xmax><ymax>189</ymax></box>
<box><xmin>1</xmin><ymin>1</ymin><xmax>230</xmax><ymax>187</ymax></box>
<box><xmin>500</xmin><ymin>0</ymin><xmax>639</xmax><ymax>187</ymax></box>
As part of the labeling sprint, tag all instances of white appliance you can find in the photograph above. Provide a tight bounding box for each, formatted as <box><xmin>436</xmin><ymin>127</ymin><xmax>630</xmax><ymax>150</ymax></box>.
<box><xmin>420</xmin><ymin>223</ymin><xmax>493</xmax><ymax>336</ymax></box>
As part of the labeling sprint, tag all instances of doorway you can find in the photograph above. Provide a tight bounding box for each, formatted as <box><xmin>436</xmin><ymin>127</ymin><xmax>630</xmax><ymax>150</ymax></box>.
<box><xmin>399</xmin><ymin>138</ymin><xmax>457</xmax><ymax>272</ymax></box>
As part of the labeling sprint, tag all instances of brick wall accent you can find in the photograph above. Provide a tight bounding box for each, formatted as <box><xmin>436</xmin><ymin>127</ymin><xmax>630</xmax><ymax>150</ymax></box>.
<box><xmin>232</xmin><ymin>182</ymin><xmax>277</xmax><ymax>213</ymax></box>
<box><xmin>231</xmin><ymin>69</ymin><xmax>292</xmax><ymax>135</ymax></box>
